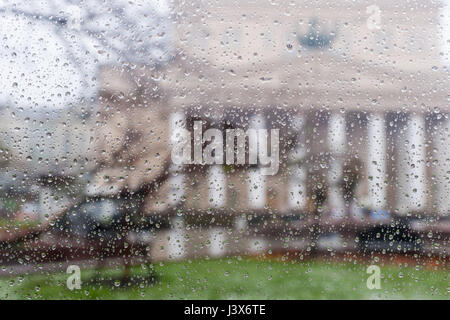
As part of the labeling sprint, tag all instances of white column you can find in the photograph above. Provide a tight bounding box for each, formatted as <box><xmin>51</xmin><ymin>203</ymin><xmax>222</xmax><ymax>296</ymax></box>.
<box><xmin>288</xmin><ymin>114</ymin><xmax>307</xmax><ymax>210</ymax></box>
<box><xmin>168</xmin><ymin>168</ymin><xmax>185</xmax><ymax>207</ymax></box>
<box><xmin>209</xmin><ymin>227</ymin><xmax>227</xmax><ymax>257</ymax></box>
<box><xmin>168</xmin><ymin>216</ymin><xmax>186</xmax><ymax>260</ymax></box>
<box><xmin>434</xmin><ymin>116</ymin><xmax>450</xmax><ymax>216</ymax></box>
<box><xmin>367</xmin><ymin>113</ymin><xmax>387</xmax><ymax>210</ymax></box>
<box><xmin>328</xmin><ymin>113</ymin><xmax>346</xmax><ymax>219</ymax></box>
<box><xmin>168</xmin><ymin>112</ymin><xmax>187</xmax><ymax>207</ymax></box>
<box><xmin>167</xmin><ymin>112</ymin><xmax>187</xmax><ymax>258</ymax></box>
<box><xmin>288</xmin><ymin>166</ymin><xmax>307</xmax><ymax>209</ymax></box>
<box><xmin>397</xmin><ymin>114</ymin><xmax>427</xmax><ymax>214</ymax></box>
<box><xmin>248</xmin><ymin>114</ymin><xmax>266</xmax><ymax>209</ymax></box>
<box><xmin>208</xmin><ymin>165</ymin><xmax>226</xmax><ymax>208</ymax></box>
<box><xmin>248</xmin><ymin>168</ymin><xmax>266</xmax><ymax>209</ymax></box>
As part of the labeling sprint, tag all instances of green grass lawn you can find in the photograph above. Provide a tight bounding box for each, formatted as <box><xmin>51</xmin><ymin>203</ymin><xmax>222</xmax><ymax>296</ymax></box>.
<box><xmin>0</xmin><ymin>257</ymin><xmax>448</xmax><ymax>299</ymax></box>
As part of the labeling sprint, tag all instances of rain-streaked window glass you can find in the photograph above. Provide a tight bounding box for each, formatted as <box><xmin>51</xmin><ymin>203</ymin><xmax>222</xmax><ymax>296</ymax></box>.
<box><xmin>0</xmin><ymin>0</ymin><xmax>448</xmax><ymax>301</ymax></box>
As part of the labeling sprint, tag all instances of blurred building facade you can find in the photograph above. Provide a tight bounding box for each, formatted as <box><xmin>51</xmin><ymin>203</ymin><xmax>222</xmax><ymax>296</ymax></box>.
<box><xmin>134</xmin><ymin>0</ymin><xmax>450</xmax><ymax>218</ymax></box>
<box><xmin>0</xmin><ymin>0</ymin><xmax>448</xmax><ymax>261</ymax></box>
<box><xmin>1</xmin><ymin>0</ymin><xmax>449</xmax><ymax>221</ymax></box>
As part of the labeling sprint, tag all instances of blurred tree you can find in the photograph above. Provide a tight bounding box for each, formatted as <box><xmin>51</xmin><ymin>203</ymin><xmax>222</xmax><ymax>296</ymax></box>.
<box><xmin>0</xmin><ymin>142</ymin><xmax>12</xmax><ymax>168</ymax></box>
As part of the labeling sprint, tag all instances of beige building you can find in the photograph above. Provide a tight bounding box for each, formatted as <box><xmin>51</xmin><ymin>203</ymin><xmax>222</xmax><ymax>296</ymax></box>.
<box><xmin>95</xmin><ymin>0</ymin><xmax>450</xmax><ymax>223</ymax></box>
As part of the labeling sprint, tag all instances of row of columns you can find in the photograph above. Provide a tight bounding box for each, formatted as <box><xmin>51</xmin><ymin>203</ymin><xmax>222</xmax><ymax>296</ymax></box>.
<box><xmin>396</xmin><ymin>115</ymin><xmax>427</xmax><ymax>213</ymax></box>
<box><xmin>327</xmin><ymin>113</ymin><xmax>347</xmax><ymax>219</ymax></box>
<box><xmin>329</xmin><ymin>112</ymin><xmax>449</xmax><ymax>216</ymax></box>
<box><xmin>165</xmin><ymin>111</ymin><xmax>449</xmax><ymax>259</ymax></box>
<box><xmin>168</xmin><ymin>112</ymin><xmax>449</xmax><ymax>217</ymax></box>
<box><xmin>367</xmin><ymin>114</ymin><xmax>387</xmax><ymax>210</ymax></box>
<box><xmin>287</xmin><ymin>115</ymin><xmax>307</xmax><ymax>209</ymax></box>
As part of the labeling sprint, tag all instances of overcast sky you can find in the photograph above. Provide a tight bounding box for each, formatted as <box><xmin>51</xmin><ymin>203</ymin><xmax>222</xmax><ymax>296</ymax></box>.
<box><xmin>0</xmin><ymin>1</ymin><xmax>449</xmax><ymax>111</ymax></box>
<box><xmin>0</xmin><ymin>0</ymin><xmax>171</xmax><ymax>110</ymax></box>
